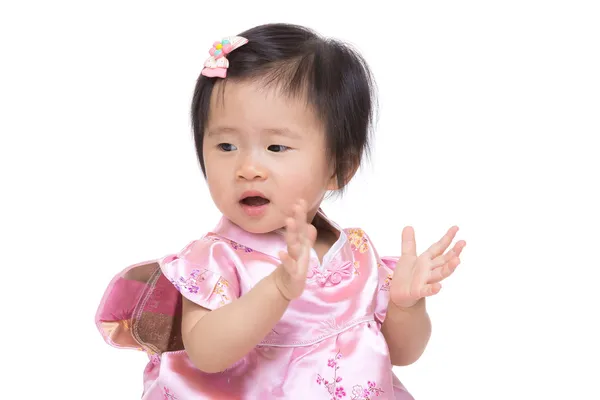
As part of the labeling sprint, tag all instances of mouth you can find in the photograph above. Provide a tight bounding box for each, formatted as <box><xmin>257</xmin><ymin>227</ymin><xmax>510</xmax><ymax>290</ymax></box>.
<box><xmin>239</xmin><ymin>191</ymin><xmax>270</xmax><ymax>207</ymax></box>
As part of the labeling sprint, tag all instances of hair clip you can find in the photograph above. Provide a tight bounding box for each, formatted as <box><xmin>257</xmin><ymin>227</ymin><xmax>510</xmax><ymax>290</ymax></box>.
<box><xmin>201</xmin><ymin>36</ymin><xmax>248</xmax><ymax>78</ymax></box>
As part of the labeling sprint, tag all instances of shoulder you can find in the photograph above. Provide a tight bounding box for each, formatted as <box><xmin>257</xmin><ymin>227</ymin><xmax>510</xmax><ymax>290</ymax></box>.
<box><xmin>158</xmin><ymin>234</ymin><xmax>245</xmax><ymax>307</ymax></box>
<box><xmin>158</xmin><ymin>234</ymin><xmax>243</xmax><ymax>283</ymax></box>
<box><xmin>166</xmin><ymin>233</ymin><xmax>249</xmax><ymax>265</ymax></box>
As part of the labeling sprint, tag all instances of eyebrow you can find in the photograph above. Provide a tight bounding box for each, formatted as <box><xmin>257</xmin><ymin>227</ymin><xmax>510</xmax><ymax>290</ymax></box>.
<box><xmin>206</xmin><ymin>127</ymin><xmax>238</xmax><ymax>137</ymax></box>
<box><xmin>207</xmin><ymin>127</ymin><xmax>303</xmax><ymax>139</ymax></box>
<box><xmin>263</xmin><ymin>128</ymin><xmax>303</xmax><ymax>140</ymax></box>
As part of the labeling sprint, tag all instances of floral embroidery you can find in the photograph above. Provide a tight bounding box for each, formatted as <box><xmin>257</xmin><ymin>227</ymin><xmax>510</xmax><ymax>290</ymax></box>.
<box><xmin>212</xmin><ymin>277</ymin><xmax>231</xmax><ymax>305</ymax></box>
<box><xmin>380</xmin><ymin>274</ymin><xmax>392</xmax><ymax>291</ymax></box>
<box><xmin>228</xmin><ymin>239</ymin><xmax>253</xmax><ymax>253</ymax></box>
<box><xmin>316</xmin><ymin>350</ymin><xmax>384</xmax><ymax>399</ymax></box>
<box><xmin>203</xmin><ymin>235</ymin><xmax>253</xmax><ymax>253</ymax></box>
<box><xmin>353</xmin><ymin>261</ymin><xmax>360</xmax><ymax>275</ymax></box>
<box><xmin>316</xmin><ymin>351</ymin><xmax>345</xmax><ymax>398</ymax></box>
<box><xmin>171</xmin><ymin>268</ymin><xmax>207</xmax><ymax>294</ymax></box>
<box><xmin>170</xmin><ymin>268</ymin><xmax>231</xmax><ymax>305</ymax></box>
<box><xmin>351</xmin><ymin>381</ymin><xmax>384</xmax><ymax>399</ymax></box>
<box><xmin>163</xmin><ymin>386</ymin><xmax>178</xmax><ymax>400</ymax></box>
<box><xmin>347</xmin><ymin>229</ymin><xmax>369</xmax><ymax>253</ymax></box>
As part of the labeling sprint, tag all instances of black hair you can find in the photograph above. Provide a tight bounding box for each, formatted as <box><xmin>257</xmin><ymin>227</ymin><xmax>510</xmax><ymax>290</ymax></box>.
<box><xmin>191</xmin><ymin>23</ymin><xmax>377</xmax><ymax>194</ymax></box>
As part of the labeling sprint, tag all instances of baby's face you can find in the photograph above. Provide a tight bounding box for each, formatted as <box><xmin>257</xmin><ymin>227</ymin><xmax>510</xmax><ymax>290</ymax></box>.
<box><xmin>203</xmin><ymin>80</ymin><xmax>335</xmax><ymax>233</ymax></box>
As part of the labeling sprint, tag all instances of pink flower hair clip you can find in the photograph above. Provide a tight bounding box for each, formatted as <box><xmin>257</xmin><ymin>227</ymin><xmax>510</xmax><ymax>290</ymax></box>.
<box><xmin>201</xmin><ymin>36</ymin><xmax>248</xmax><ymax>78</ymax></box>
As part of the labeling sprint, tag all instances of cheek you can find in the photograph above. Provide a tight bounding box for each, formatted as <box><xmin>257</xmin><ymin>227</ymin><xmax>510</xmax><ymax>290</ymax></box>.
<box><xmin>273</xmin><ymin>156</ymin><xmax>312</xmax><ymax>178</ymax></box>
<box><xmin>301</xmin><ymin>154</ymin><xmax>332</xmax><ymax>182</ymax></box>
<box><xmin>203</xmin><ymin>154</ymin><xmax>230</xmax><ymax>195</ymax></box>
<box><xmin>275</xmin><ymin>155</ymin><xmax>331</xmax><ymax>191</ymax></box>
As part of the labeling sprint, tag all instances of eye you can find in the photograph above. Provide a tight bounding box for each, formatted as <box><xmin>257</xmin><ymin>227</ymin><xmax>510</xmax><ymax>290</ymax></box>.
<box><xmin>217</xmin><ymin>143</ymin><xmax>237</xmax><ymax>152</ymax></box>
<box><xmin>267</xmin><ymin>145</ymin><xmax>290</xmax><ymax>153</ymax></box>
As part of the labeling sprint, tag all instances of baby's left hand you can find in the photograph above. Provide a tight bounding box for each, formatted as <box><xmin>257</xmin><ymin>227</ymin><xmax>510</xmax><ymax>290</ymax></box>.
<box><xmin>389</xmin><ymin>226</ymin><xmax>466</xmax><ymax>309</ymax></box>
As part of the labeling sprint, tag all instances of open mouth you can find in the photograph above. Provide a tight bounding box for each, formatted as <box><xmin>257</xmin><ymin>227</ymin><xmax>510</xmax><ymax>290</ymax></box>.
<box><xmin>240</xmin><ymin>196</ymin><xmax>270</xmax><ymax>206</ymax></box>
<box><xmin>239</xmin><ymin>192</ymin><xmax>270</xmax><ymax>217</ymax></box>
<box><xmin>239</xmin><ymin>191</ymin><xmax>270</xmax><ymax>207</ymax></box>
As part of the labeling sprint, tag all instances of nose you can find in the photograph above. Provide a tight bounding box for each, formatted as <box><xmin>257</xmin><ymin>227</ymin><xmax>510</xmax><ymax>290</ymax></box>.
<box><xmin>236</xmin><ymin>154</ymin><xmax>267</xmax><ymax>181</ymax></box>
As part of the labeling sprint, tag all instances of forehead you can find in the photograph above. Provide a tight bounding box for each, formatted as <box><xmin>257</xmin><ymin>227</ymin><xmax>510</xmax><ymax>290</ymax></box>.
<box><xmin>206</xmin><ymin>80</ymin><xmax>323</xmax><ymax>135</ymax></box>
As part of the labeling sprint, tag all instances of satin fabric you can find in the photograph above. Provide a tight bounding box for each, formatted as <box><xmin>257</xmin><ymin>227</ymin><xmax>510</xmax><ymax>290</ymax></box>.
<box><xmin>96</xmin><ymin>211</ymin><xmax>414</xmax><ymax>399</ymax></box>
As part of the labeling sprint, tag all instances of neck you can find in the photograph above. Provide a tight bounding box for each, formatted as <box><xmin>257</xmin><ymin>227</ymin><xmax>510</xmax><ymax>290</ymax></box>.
<box><xmin>311</xmin><ymin>211</ymin><xmax>340</xmax><ymax>263</ymax></box>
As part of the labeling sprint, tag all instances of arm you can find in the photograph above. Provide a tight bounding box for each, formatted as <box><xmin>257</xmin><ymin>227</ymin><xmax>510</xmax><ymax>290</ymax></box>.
<box><xmin>381</xmin><ymin>298</ymin><xmax>432</xmax><ymax>366</ymax></box>
<box><xmin>182</xmin><ymin>200</ymin><xmax>317</xmax><ymax>373</ymax></box>
<box><xmin>181</xmin><ymin>269</ymin><xmax>290</xmax><ymax>373</ymax></box>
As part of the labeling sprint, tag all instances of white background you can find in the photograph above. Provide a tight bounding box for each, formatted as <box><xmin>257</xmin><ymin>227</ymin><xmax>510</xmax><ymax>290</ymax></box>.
<box><xmin>1</xmin><ymin>1</ymin><xmax>599</xmax><ymax>399</ymax></box>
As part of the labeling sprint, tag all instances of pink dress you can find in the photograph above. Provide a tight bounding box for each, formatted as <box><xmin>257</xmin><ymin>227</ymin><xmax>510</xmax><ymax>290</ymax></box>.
<box><xmin>95</xmin><ymin>210</ymin><xmax>414</xmax><ymax>399</ymax></box>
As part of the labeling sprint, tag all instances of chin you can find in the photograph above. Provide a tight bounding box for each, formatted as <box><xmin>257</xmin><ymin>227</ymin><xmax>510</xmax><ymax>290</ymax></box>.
<box><xmin>239</xmin><ymin>224</ymin><xmax>273</xmax><ymax>234</ymax></box>
<box><xmin>235</xmin><ymin>218</ymin><xmax>283</xmax><ymax>234</ymax></box>
<box><xmin>224</xmin><ymin>210</ymin><xmax>284</xmax><ymax>234</ymax></box>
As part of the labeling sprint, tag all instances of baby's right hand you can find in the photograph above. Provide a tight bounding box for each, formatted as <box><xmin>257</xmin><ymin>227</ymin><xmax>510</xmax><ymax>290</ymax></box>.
<box><xmin>274</xmin><ymin>200</ymin><xmax>317</xmax><ymax>301</ymax></box>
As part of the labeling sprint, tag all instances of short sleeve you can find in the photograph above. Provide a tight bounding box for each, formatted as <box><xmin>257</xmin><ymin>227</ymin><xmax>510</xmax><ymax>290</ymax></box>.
<box><xmin>95</xmin><ymin>260</ymin><xmax>181</xmax><ymax>353</ymax></box>
<box><xmin>374</xmin><ymin>256</ymin><xmax>399</xmax><ymax>324</ymax></box>
<box><xmin>158</xmin><ymin>237</ymin><xmax>241</xmax><ymax>311</ymax></box>
<box><xmin>95</xmin><ymin>266</ymin><xmax>149</xmax><ymax>351</ymax></box>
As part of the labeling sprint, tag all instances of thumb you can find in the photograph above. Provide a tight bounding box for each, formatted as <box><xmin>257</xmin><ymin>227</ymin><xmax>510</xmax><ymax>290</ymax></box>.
<box><xmin>401</xmin><ymin>226</ymin><xmax>417</xmax><ymax>257</ymax></box>
<box><xmin>307</xmin><ymin>224</ymin><xmax>317</xmax><ymax>246</ymax></box>
<box><xmin>279</xmin><ymin>250</ymin><xmax>295</xmax><ymax>272</ymax></box>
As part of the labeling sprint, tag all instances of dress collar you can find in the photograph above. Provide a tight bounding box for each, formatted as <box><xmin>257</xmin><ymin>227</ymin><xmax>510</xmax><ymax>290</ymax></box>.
<box><xmin>210</xmin><ymin>208</ymin><xmax>348</xmax><ymax>263</ymax></box>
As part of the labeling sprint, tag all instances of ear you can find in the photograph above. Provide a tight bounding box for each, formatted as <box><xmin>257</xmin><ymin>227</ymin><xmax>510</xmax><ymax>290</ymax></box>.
<box><xmin>326</xmin><ymin>175</ymin><xmax>339</xmax><ymax>191</ymax></box>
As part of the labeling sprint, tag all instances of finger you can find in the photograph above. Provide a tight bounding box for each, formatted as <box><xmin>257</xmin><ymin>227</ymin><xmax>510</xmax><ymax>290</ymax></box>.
<box><xmin>296</xmin><ymin>198</ymin><xmax>307</xmax><ymax>214</ymax></box>
<box><xmin>294</xmin><ymin>221</ymin><xmax>312</xmax><ymax>276</ymax></box>
<box><xmin>307</xmin><ymin>224</ymin><xmax>318</xmax><ymax>246</ymax></box>
<box><xmin>296</xmin><ymin>240</ymin><xmax>311</xmax><ymax>276</ymax></box>
<box><xmin>293</xmin><ymin>213</ymin><xmax>308</xmax><ymax>265</ymax></box>
<box><xmin>428</xmin><ymin>257</ymin><xmax>460</xmax><ymax>284</ymax></box>
<box><xmin>285</xmin><ymin>217</ymin><xmax>301</xmax><ymax>260</ymax></box>
<box><xmin>294</xmin><ymin>199</ymin><xmax>306</xmax><ymax>218</ymax></box>
<box><xmin>431</xmin><ymin>241</ymin><xmax>466</xmax><ymax>270</ymax></box>
<box><xmin>284</xmin><ymin>216</ymin><xmax>296</xmax><ymax>245</ymax></box>
<box><xmin>294</xmin><ymin>201</ymin><xmax>307</xmax><ymax>243</ymax></box>
<box><xmin>421</xmin><ymin>282</ymin><xmax>442</xmax><ymax>297</ymax></box>
<box><xmin>454</xmin><ymin>240</ymin><xmax>466</xmax><ymax>257</ymax></box>
<box><xmin>431</xmin><ymin>246</ymin><xmax>457</xmax><ymax>268</ymax></box>
<box><xmin>401</xmin><ymin>226</ymin><xmax>417</xmax><ymax>257</ymax></box>
<box><xmin>425</xmin><ymin>226</ymin><xmax>459</xmax><ymax>258</ymax></box>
